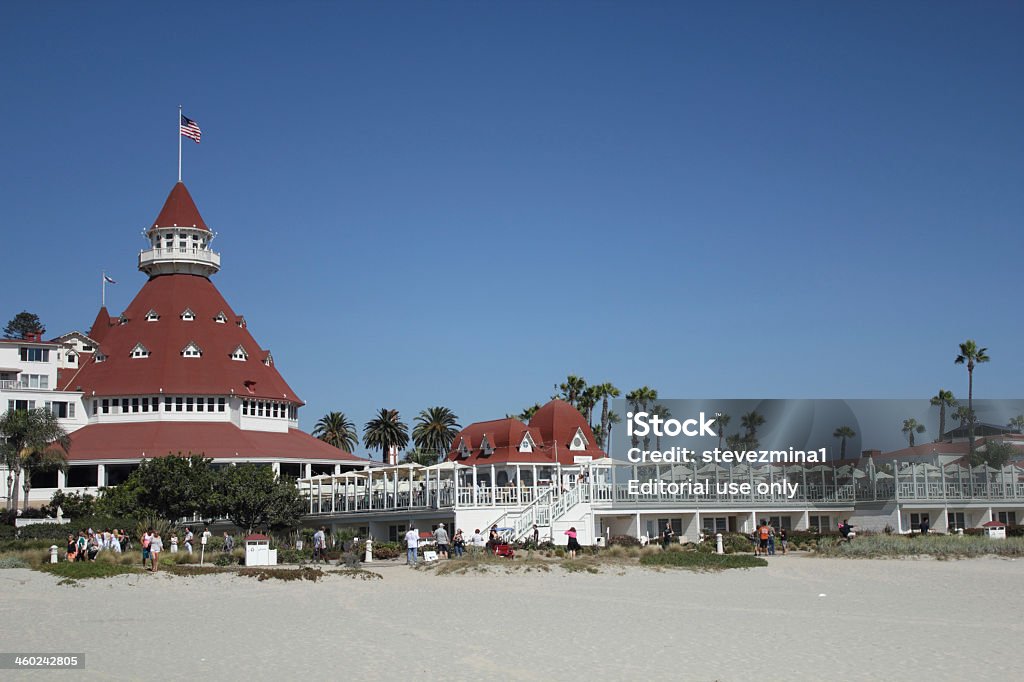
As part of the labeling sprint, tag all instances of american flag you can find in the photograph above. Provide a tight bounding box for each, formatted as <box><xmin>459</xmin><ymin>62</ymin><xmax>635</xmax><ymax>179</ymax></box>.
<box><xmin>180</xmin><ymin>114</ymin><xmax>202</xmax><ymax>143</ymax></box>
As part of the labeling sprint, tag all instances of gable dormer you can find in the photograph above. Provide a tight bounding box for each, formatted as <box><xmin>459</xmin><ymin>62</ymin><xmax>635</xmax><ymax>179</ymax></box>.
<box><xmin>180</xmin><ymin>308</ymin><xmax>196</xmax><ymax>322</ymax></box>
<box><xmin>479</xmin><ymin>434</ymin><xmax>494</xmax><ymax>457</ymax></box>
<box><xmin>263</xmin><ymin>351</ymin><xmax>274</xmax><ymax>367</ymax></box>
<box><xmin>213</xmin><ymin>311</ymin><xmax>228</xmax><ymax>324</ymax></box>
<box><xmin>145</xmin><ymin>309</ymin><xmax>160</xmax><ymax>322</ymax></box>
<box><xmin>118</xmin><ymin>314</ymin><xmax>129</xmax><ymax>326</ymax></box>
<box><xmin>95</xmin><ymin>351</ymin><xmax>107</xmax><ymax>363</ymax></box>
<box><xmin>569</xmin><ymin>427</ymin><xmax>589</xmax><ymax>451</ymax></box>
<box><xmin>181</xmin><ymin>341</ymin><xmax>203</xmax><ymax>358</ymax></box>
<box><xmin>230</xmin><ymin>345</ymin><xmax>248</xmax><ymax>361</ymax></box>
<box><xmin>518</xmin><ymin>431</ymin><xmax>537</xmax><ymax>453</ymax></box>
<box><xmin>456</xmin><ymin>437</ymin><xmax>471</xmax><ymax>459</ymax></box>
<box><xmin>130</xmin><ymin>343</ymin><xmax>150</xmax><ymax>359</ymax></box>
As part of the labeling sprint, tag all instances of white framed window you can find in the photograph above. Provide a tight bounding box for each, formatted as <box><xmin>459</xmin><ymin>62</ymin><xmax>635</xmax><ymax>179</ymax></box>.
<box><xmin>997</xmin><ymin>511</ymin><xmax>1017</xmax><ymax>525</ymax></box>
<box><xmin>947</xmin><ymin>512</ymin><xmax>965</xmax><ymax>530</ymax></box>
<box><xmin>230</xmin><ymin>345</ymin><xmax>248</xmax><ymax>361</ymax></box>
<box><xmin>518</xmin><ymin>432</ymin><xmax>536</xmax><ymax>453</ymax></box>
<box><xmin>95</xmin><ymin>352</ymin><xmax>107</xmax><ymax>363</ymax></box>
<box><xmin>18</xmin><ymin>347</ymin><xmax>49</xmax><ymax>362</ymax></box>
<box><xmin>909</xmin><ymin>513</ymin><xmax>931</xmax><ymax>530</ymax></box>
<box><xmin>130</xmin><ymin>343</ymin><xmax>150</xmax><ymax>359</ymax></box>
<box><xmin>479</xmin><ymin>435</ymin><xmax>493</xmax><ymax>456</ymax></box>
<box><xmin>181</xmin><ymin>342</ymin><xmax>203</xmax><ymax>358</ymax></box>
<box><xmin>118</xmin><ymin>315</ymin><xmax>129</xmax><ymax>325</ymax></box>
<box><xmin>180</xmin><ymin>308</ymin><xmax>196</xmax><ymax>321</ymax></box>
<box><xmin>145</xmin><ymin>309</ymin><xmax>160</xmax><ymax>322</ymax></box>
<box><xmin>808</xmin><ymin>515</ymin><xmax>830</xmax><ymax>532</ymax></box>
<box><xmin>765</xmin><ymin>516</ymin><xmax>793</xmax><ymax>531</ymax></box>
<box><xmin>214</xmin><ymin>311</ymin><xmax>227</xmax><ymax>324</ymax></box>
<box><xmin>702</xmin><ymin>517</ymin><xmax>728</xmax><ymax>533</ymax></box>
<box><xmin>569</xmin><ymin>427</ymin><xmax>588</xmax><ymax>451</ymax></box>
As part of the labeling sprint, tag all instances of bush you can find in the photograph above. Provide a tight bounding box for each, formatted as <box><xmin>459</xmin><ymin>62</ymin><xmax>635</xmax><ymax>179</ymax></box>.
<box><xmin>38</xmin><ymin>562</ymin><xmax>141</xmax><ymax>580</ymax></box>
<box><xmin>608</xmin><ymin>535</ymin><xmax>641</xmax><ymax>547</ymax></box>
<box><xmin>815</xmin><ymin>534</ymin><xmax>1024</xmax><ymax>559</ymax></box>
<box><xmin>0</xmin><ymin>554</ymin><xmax>31</xmax><ymax>569</ymax></box>
<box><xmin>640</xmin><ymin>551</ymin><xmax>767</xmax><ymax>570</ymax></box>
<box><xmin>42</xmin><ymin>491</ymin><xmax>96</xmax><ymax>519</ymax></box>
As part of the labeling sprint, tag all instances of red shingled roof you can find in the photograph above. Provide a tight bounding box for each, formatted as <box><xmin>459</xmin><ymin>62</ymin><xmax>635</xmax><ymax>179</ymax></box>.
<box><xmin>67</xmin><ymin>273</ymin><xmax>301</xmax><ymax>402</ymax></box>
<box><xmin>152</xmin><ymin>182</ymin><xmax>208</xmax><ymax>231</ymax></box>
<box><xmin>447</xmin><ymin>400</ymin><xmax>606</xmax><ymax>465</ymax></box>
<box><xmin>63</xmin><ymin>421</ymin><xmax>366</xmax><ymax>462</ymax></box>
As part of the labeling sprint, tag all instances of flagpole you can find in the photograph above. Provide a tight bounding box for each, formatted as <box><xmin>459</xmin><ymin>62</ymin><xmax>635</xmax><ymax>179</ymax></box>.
<box><xmin>178</xmin><ymin>105</ymin><xmax>183</xmax><ymax>183</ymax></box>
<box><xmin>101</xmin><ymin>271</ymin><xmax>106</xmax><ymax>308</ymax></box>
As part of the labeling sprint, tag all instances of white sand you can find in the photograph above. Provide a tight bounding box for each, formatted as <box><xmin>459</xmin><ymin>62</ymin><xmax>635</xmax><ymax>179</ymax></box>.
<box><xmin>3</xmin><ymin>555</ymin><xmax>1022</xmax><ymax>681</ymax></box>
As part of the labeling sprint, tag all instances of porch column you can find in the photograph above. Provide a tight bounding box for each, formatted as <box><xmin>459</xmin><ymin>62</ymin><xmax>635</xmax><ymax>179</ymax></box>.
<box><xmin>304</xmin><ymin>463</ymin><xmax>312</xmax><ymax>479</ymax></box>
<box><xmin>95</xmin><ymin>464</ymin><xmax>106</xmax><ymax>487</ymax></box>
<box><xmin>490</xmin><ymin>464</ymin><xmax>496</xmax><ymax>504</ymax></box>
<box><xmin>472</xmin><ymin>466</ymin><xmax>478</xmax><ymax>506</ymax></box>
<box><xmin>516</xmin><ymin>464</ymin><xmax>521</xmax><ymax>505</ymax></box>
<box><xmin>56</xmin><ymin>468</ymin><xmax>66</xmax><ymax>489</ymax></box>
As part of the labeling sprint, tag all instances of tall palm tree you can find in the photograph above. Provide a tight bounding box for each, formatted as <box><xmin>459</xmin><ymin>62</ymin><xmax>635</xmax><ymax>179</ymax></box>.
<box><xmin>741</xmin><ymin>411</ymin><xmax>765</xmax><ymax>440</ymax></box>
<box><xmin>555</xmin><ymin>375</ymin><xmax>587</xmax><ymax>408</ymax></box>
<box><xmin>1009</xmin><ymin>415</ymin><xmax>1024</xmax><ymax>434</ymax></box>
<box><xmin>363</xmin><ymin>409</ymin><xmax>410</xmax><ymax>463</ymax></box>
<box><xmin>955</xmin><ymin>340</ymin><xmax>990</xmax><ymax>455</ymax></box>
<box><xmin>651</xmin><ymin>404</ymin><xmax>672</xmax><ymax>450</ymax></box>
<box><xmin>953</xmin><ymin>405</ymin><xmax>973</xmax><ymax>428</ymax></box>
<box><xmin>578</xmin><ymin>385</ymin><xmax>600</xmax><ymax>426</ymax></box>
<box><xmin>929</xmin><ymin>390</ymin><xmax>957</xmax><ymax>443</ymax></box>
<box><xmin>592</xmin><ymin>382</ymin><xmax>620</xmax><ymax>450</ymax></box>
<box><xmin>726</xmin><ymin>433</ymin><xmax>745</xmax><ymax>452</ymax></box>
<box><xmin>833</xmin><ymin>426</ymin><xmax>855</xmax><ymax>459</ymax></box>
<box><xmin>412</xmin><ymin>406</ymin><xmax>461</xmax><ymax>461</ymax></box>
<box><xmin>625</xmin><ymin>386</ymin><xmax>658</xmax><ymax>449</ymax></box>
<box><xmin>715</xmin><ymin>412</ymin><xmax>731</xmax><ymax>450</ymax></box>
<box><xmin>902</xmin><ymin>418</ymin><xmax>925</xmax><ymax>447</ymax></box>
<box><xmin>312</xmin><ymin>411</ymin><xmax>359</xmax><ymax>452</ymax></box>
<box><xmin>604</xmin><ymin>411</ymin><xmax>621</xmax><ymax>452</ymax></box>
<box><xmin>0</xmin><ymin>407</ymin><xmax>70</xmax><ymax>516</ymax></box>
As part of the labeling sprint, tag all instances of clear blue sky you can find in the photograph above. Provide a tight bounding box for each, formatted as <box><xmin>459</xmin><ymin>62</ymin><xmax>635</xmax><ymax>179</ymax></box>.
<box><xmin>2</xmin><ymin>2</ymin><xmax>1022</xmax><ymax>445</ymax></box>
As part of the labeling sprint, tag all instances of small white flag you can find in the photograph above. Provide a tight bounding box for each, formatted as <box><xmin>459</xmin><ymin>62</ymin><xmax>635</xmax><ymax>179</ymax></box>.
<box><xmin>103</xmin><ymin>274</ymin><xmax>117</xmax><ymax>284</ymax></box>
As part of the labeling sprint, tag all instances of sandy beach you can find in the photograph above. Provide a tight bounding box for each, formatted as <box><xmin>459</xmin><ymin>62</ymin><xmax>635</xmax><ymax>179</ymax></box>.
<box><xmin>2</xmin><ymin>555</ymin><xmax>1022</xmax><ymax>681</ymax></box>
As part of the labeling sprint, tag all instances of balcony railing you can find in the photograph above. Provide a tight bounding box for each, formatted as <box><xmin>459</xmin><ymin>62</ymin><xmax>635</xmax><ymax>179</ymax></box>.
<box><xmin>139</xmin><ymin>247</ymin><xmax>221</xmax><ymax>267</ymax></box>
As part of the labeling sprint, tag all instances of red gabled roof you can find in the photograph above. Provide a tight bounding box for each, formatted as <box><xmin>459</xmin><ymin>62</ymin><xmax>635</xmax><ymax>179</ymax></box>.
<box><xmin>68</xmin><ymin>274</ymin><xmax>300</xmax><ymax>402</ymax></box>
<box><xmin>152</xmin><ymin>182</ymin><xmax>209</xmax><ymax>231</ymax></box>
<box><xmin>982</xmin><ymin>521</ymin><xmax>1006</xmax><ymax>527</ymax></box>
<box><xmin>62</xmin><ymin>421</ymin><xmax>367</xmax><ymax>462</ymax></box>
<box><xmin>528</xmin><ymin>399</ymin><xmax>605</xmax><ymax>460</ymax></box>
<box><xmin>447</xmin><ymin>400</ymin><xmax>607</xmax><ymax>466</ymax></box>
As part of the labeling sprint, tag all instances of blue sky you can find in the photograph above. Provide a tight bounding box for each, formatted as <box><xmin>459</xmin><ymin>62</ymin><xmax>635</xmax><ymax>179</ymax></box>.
<box><xmin>2</xmin><ymin>2</ymin><xmax>1022</xmax><ymax>447</ymax></box>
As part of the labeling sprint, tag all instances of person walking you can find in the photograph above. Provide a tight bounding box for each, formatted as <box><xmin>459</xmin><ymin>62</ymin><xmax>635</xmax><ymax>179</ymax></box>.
<box><xmin>470</xmin><ymin>529</ymin><xmax>485</xmax><ymax>553</ymax></box>
<box><xmin>452</xmin><ymin>529</ymin><xmax>465</xmax><ymax>557</ymax></box>
<box><xmin>75</xmin><ymin>530</ymin><xmax>88</xmax><ymax>562</ymax></box>
<box><xmin>183</xmin><ymin>527</ymin><xmax>194</xmax><ymax>555</ymax></box>
<box><xmin>141</xmin><ymin>528</ymin><xmax>153</xmax><ymax>569</ymax></box>
<box><xmin>223</xmin><ymin>531</ymin><xmax>235</xmax><ymax>553</ymax></box>
<box><xmin>564</xmin><ymin>527</ymin><xmax>581</xmax><ymax>559</ymax></box>
<box><xmin>405</xmin><ymin>525</ymin><xmax>420</xmax><ymax>565</ymax></box>
<box><xmin>757</xmin><ymin>520</ymin><xmax>770</xmax><ymax>556</ymax></box>
<box><xmin>532</xmin><ymin>523</ymin><xmax>540</xmax><ymax>547</ymax></box>
<box><xmin>66</xmin><ymin>534</ymin><xmax>77</xmax><ymax>562</ymax></box>
<box><xmin>779</xmin><ymin>527</ymin><xmax>788</xmax><ymax>555</ymax></box>
<box><xmin>661</xmin><ymin>521</ymin><xmax>675</xmax><ymax>550</ymax></box>
<box><xmin>312</xmin><ymin>526</ymin><xmax>328</xmax><ymax>564</ymax></box>
<box><xmin>433</xmin><ymin>523</ymin><xmax>450</xmax><ymax>559</ymax></box>
<box><xmin>767</xmin><ymin>524</ymin><xmax>776</xmax><ymax>556</ymax></box>
<box><xmin>150</xmin><ymin>532</ymin><xmax>164</xmax><ymax>572</ymax></box>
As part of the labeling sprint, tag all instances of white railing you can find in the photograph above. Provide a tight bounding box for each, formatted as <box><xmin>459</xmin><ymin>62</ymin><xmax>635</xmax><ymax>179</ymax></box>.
<box><xmin>139</xmin><ymin>247</ymin><xmax>221</xmax><ymax>266</ymax></box>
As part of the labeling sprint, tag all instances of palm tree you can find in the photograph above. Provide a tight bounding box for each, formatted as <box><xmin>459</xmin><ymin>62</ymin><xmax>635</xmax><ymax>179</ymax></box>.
<box><xmin>741</xmin><ymin>411</ymin><xmax>765</xmax><ymax>440</ymax></box>
<box><xmin>516</xmin><ymin>403</ymin><xmax>542</xmax><ymax>422</ymax></box>
<box><xmin>412</xmin><ymin>406</ymin><xmax>461</xmax><ymax>461</ymax></box>
<box><xmin>592</xmin><ymin>382</ymin><xmax>620</xmax><ymax>450</ymax></box>
<box><xmin>555</xmin><ymin>375</ymin><xmax>587</xmax><ymax>408</ymax></box>
<box><xmin>363</xmin><ymin>409</ymin><xmax>410</xmax><ymax>463</ymax></box>
<box><xmin>715</xmin><ymin>412</ymin><xmax>731</xmax><ymax>450</ymax></box>
<box><xmin>955</xmin><ymin>340</ymin><xmax>990</xmax><ymax>454</ymax></box>
<box><xmin>624</xmin><ymin>386</ymin><xmax>658</xmax><ymax>449</ymax></box>
<box><xmin>725</xmin><ymin>433</ymin><xmax>745</xmax><ymax>452</ymax></box>
<box><xmin>902</xmin><ymin>418</ymin><xmax>926</xmax><ymax>447</ymax></box>
<box><xmin>0</xmin><ymin>407</ymin><xmax>70</xmax><ymax>517</ymax></box>
<box><xmin>1009</xmin><ymin>414</ymin><xmax>1024</xmax><ymax>434</ymax></box>
<box><xmin>651</xmin><ymin>404</ymin><xmax>672</xmax><ymax>450</ymax></box>
<box><xmin>578</xmin><ymin>385</ymin><xmax>600</xmax><ymax>426</ymax></box>
<box><xmin>953</xmin><ymin>405</ymin><xmax>974</xmax><ymax>428</ymax></box>
<box><xmin>604</xmin><ymin>411</ymin><xmax>621</xmax><ymax>452</ymax></box>
<box><xmin>833</xmin><ymin>426</ymin><xmax>855</xmax><ymax>459</ymax></box>
<box><xmin>929</xmin><ymin>390</ymin><xmax>957</xmax><ymax>443</ymax></box>
<box><xmin>312</xmin><ymin>411</ymin><xmax>359</xmax><ymax>452</ymax></box>
<box><xmin>402</xmin><ymin>448</ymin><xmax>439</xmax><ymax>466</ymax></box>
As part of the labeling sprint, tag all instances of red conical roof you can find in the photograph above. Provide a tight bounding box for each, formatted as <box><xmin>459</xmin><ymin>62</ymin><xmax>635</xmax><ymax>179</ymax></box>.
<box><xmin>67</xmin><ymin>274</ymin><xmax>299</xmax><ymax>402</ymax></box>
<box><xmin>151</xmin><ymin>182</ymin><xmax>208</xmax><ymax>231</ymax></box>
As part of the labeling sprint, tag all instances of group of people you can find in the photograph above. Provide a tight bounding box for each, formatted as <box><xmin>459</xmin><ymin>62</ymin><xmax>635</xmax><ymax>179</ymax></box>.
<box><xmin>751</xmin><ymin>520</ymin><xmax>788</xmax><ymax>556</ymax></box>
<box><xmin>65</xmin><ymin>528</ymin><xmax>130</xmax><ymax>562</ymax></box>
<box><xmin>403</xmin><ymin>523</ymin><xmax>493</xmax><ymax>565</ymax></box>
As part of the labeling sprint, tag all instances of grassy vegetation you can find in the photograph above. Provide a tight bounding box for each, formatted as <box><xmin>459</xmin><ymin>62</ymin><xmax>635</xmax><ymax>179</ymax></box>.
<box><xmin>639</xmin><ymin>551</ymin><xmax>768</xmax><ymax>570</ymax></box>
<box><xmin>815</xmin><ymin>535</ymin><xmax>1024</xmax><ymax>559</ymax></box>
<box><xmin>237</xmin><ymin>567</ymin><xmax>324</xmax><ymax>582</ymax></box>
<box><xmin>38</xmin><ymin>562</ymin><xmax>142</xmax><ymax>580</ymax></box>
<box><xmin>330</xmin><ymin>567</ymin><xmax>383</xmax><ymax>580</ymax></box>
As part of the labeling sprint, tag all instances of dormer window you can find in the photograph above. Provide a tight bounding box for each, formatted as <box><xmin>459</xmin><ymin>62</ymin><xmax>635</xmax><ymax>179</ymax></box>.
<box><xmin>230</xmin><ymin>345</ymin><xmax>248</xmax><ymax>361</ymax></box>
<box><xmin>479</xmin><ymin>434</ymin><xmax>494</xmax><ymax>457</ymax></box>
<box><xmin>263</xmin><ymin>353</ymin><xmax>274</xmax><ymax>367</ymax></box>
<box><xmin>518</xmin><ymin>432</ymin><xmax>537</xmax><ymax>453</ymax></box>
<box><xmin>456</xmin><ymin>438</ymin><xmax>471</xmax><ymax>459</ymax></box>
<box><xmin>213</xmin><ymin>311</ymin><xmax>227</xmax><ymax>324</ymax></box>
<box><xmin>118</xmin><ymin>315</ymin><xmax>129</xmax><ymax>326</ymax></box>
<box><xmin>145</xmin><ymin>309</ymin><xmax>160</xmax><ymax>322</ymax></box>
<box><xmin>130</xmin><ymin>343</ymin><xmax>150</xmax><ymax>359</ymax></box>
<box><xmin>236</xmin><ymin>316</ymin><xmax>247</xmax><ymax>329</ymax></box>
<box><xmin>181</xmin><ymin>342</ymin><xmax>203</xmax><ymax>358</ymax></box>
<box><xmin>569</xmin><ymin>427</ymin><xmax>588</xmax><ymax>451</ymax></box>
<box><xmin>180</xmin><ymin>308</ymin><xmax>196</xmax><ymax>322</ymax></box>
<box><xmin>95</xmin><ymin>352</ymin><xmax>107</xmax><ymax>363</ymax></box>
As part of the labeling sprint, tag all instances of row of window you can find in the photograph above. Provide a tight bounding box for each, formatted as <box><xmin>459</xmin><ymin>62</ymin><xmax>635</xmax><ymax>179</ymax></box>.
<box><xmin>91</xmin><ymin>396</ymin><xmax>228</xmax><ymax>415</ymax></box>
<box><xmin>19</xmin><ymin>347</ymin><xmax>50</xmax><ymax>362</ymax></box>
<box><xmin>9</xmin><ymin>373</ymin><xmax>50</xmax><ymax>389</ymax></box>
<box><xmin>126</xmin><ymin>342</ymin><xmax>247</xmax><ymax>361</ymax></box>
<box><xmin>5</xmin><ymin>399</ymin><xmax>75</xmax><ymax>418</ymax></box>
<box><xmin>241</xmin><ymin>399</ymin><xmax>297</xmax><ymax>420</ymax></box>
<box><xmin>910</xmin><ymin>512</ymin><xmax>1017</xmax><ymax>530</ymax></box>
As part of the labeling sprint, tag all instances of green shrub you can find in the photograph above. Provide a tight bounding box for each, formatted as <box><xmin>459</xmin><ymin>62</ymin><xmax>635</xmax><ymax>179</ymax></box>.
<box><xmin>640</xmin><ymin>551</ymin><xmax>767</xmax><ymax>570</ymax></box>
<box><xmin>0</xmin><ymin>554</ymin><xmax>30</xmax><ymax>569</ymax></box>
<box><xmin>38</xmin><ymin>562</ymin><xmax>141</xmax><ymax>580</ymax></box>
<box><xmin>608</xmin><ymin>535</ymin><xmax>641</xmax><ymax>547</ymax></box>
<box><xmin>815</xmin><ymin>534</ymin><xmax>1024</xmax><ymax>559</ymax></box>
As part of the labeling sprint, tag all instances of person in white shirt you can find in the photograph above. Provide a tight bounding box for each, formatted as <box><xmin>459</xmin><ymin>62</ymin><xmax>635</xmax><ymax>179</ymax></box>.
<box><xmin>470</xmin><ymin>529</ymin><xmax>485</xmax><ymax>552</ymax></box>
<box><xmin>404</xmin><ymin>526</ymin><xmax>420</xmax><ymax>565</ymax></box>
<box><xmin>312</xmin><ymin>527</ymin><xmax>327</xmax><ymax>564</ymax></box>
<box><xmin>183</xmin><ymin>528</ymin><xmax>194</xmax><ymax>554</ymax></box>
<box><xmin>109</xmin><ymin>532</ymin><xmax>121</xmax><ymax>553</ymax></box>
<box><xmin>150</xmin><ymin>532</ymin><xmax>164</xmax><ymax>572</ymax></box>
